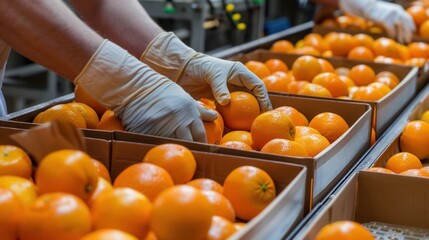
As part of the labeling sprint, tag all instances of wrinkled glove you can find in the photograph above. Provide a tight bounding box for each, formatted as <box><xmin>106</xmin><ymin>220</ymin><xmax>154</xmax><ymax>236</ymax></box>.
<box><xmin>75</xmin><ymin>40</ymin><xmax>217</xmax><ymax>142</ymax></box>
<box><xmin>140</xmin><ymin>32</ymin><xmax>272</xmax><ymax>112</ymax></box>
<box><xmin>339</xmin><ymin>0</ymin><xmax>415</xmax><ymax>43</ymax></box>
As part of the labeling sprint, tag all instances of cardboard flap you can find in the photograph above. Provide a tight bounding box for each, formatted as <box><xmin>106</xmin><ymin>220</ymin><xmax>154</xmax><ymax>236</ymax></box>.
<box><xmin>10</xmin><ymin>120</ymin><xmax>86</xmax><ymax>163</ymax></box>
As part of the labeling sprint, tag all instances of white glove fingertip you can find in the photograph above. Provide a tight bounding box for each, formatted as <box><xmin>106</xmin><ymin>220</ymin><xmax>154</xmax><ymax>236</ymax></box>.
<box><xmin>197</xmin><ymin>103</ymin><xmax>218</xmax><ymax>121</ymax></box>
<box><xmin>190</xmin><ymin>120</ymin><xmax>208</xmax><ymax>143</ymax></box>
<box><xmin>216</xmin><ymin>95</ymin><xmax>231</xmax><ymax>106</ymax></box>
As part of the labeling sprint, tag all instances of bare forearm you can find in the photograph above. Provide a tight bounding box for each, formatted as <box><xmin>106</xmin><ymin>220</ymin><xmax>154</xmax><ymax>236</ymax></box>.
<box><xmin>0</xmin><ymin>0</ymin><xmax>103</xmax><ymax>80</ymax></box>
<box><xmin>69</xmin><ymin>0</ymin><xmax>163</xmax><ymax>58</ymax></box>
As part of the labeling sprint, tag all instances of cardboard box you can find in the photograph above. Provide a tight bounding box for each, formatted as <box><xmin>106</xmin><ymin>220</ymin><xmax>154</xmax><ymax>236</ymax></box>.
<box><xmin>113</xmin><ymin>93</ymin><xmax>372</xmax><ymax>212</ymax></box>
<box><xmin>231</xmin><ymin>49</ymin><xmax>418</xmax><ymax>137</ymax></box>
<box><xmin>111</xmin><ymin>140</ymin><xmax>307</xmax><ymax>239</ymax></box>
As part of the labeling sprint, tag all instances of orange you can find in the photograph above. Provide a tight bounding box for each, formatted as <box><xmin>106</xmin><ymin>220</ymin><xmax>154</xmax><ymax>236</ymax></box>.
<box><xmin>91</xmin><ymin>188</ymin><xmax>152</xmax><ymax>239</ymax></box>
<box><xmin>294</xmin><ymin>126</ymin><xmax>321</xmax><ymax>139</ymax></box>
<box><xmin>74</xmin><ymin>84</ymin><xmax>106</xmax><ymax>118</ymax></box>
<box><xmin>292</xmin><ymin>46</ymin><xmax>321</xmax><ymax>56</ymax></box>
<box><xmin>315</xmin><ymin>220</ymin><xmax>374</xmax><ymax>240</ymax></box>
<box><xmin>260</xmin><ymin>138</ymin><xmax>309</xmax><ymax>157</ymax></box>
<box><xmin>348</xmin><ymin>64</ymin><xmax>376</xmax><ymax>86</ymax></box>
<box><xmin>36</xmin><ymin>149</ymin><xmax>99</xmax><ymax>202</ymax></box>
<box><xmin>376</xmin><ymin>71</ymin><xmax>400</xmax><ymax>89</ymax></box>
<box><xmin>207</xmin><ymin>216</ymin><xmax>237</xmax><ymax>240</ymax></box>
<box><xmin>216</xmin><ymin>91</ymin><xmax>261</xmax><ymax>131</ymax></box>
<box><xmin>87</xmin><ymin>177</ymin><xmax>113</xmax><ymax>207</ymax></box>
<box><xmin>309</xmin><ymin>112</ymin><xmax>349</xmax><ymax>143</ymax></box>
<box><xmin>335</xmin><ymin>67</ymin><xmax>350</xmax><ymax>76</ymax></box>
<box><xmin>219</xmin><ymin>130</ymin><xmax>254</xmax><ymax>149</ymax></box>
<box><xmin>33</xmin><ymin>103</ymin><xmax>87</xmax><ymax>129</ymax></box>
<box><xmin>113</xmin><ymin>163</ymin><xmax>174</xmax><ymax>202</ymax></box>
<box><xmin>366</xmin><ymin>167</ymin><xmax>394</xmax><ymax>174</ymax></box>
<box><xmin>0</xmin><ymin>188</ymin><xmax>24</xmax><ymax>240</ymax></box>
<box><xmin>91</xmin><ymin>159</ymin><xmax>111</xmax><ymax>183</ymax></box>
<box><xmin>274</xmin><ymin>106</ymin><xmax>309</xmax><ymax>126</ymax></box>
<box><xmin>287</xmin><ymin>80</ymin><xmax>309</xmax><ymax>94</ymax></box>
<box><xmin>291</xmin><ymin>55</ymin><xmax>322</xmax><ymax>81</ymax></box>
<box><xmin>199</xmin><ymin>98</ymin><xmax>225</xmax><ymax>144</ymax></box>
<box><xmin>262</xmin><ymin>74</ymin><xmax>289</xmax><ymax>93</ymax></box>
<box><xmin>264</xmin><ymin>59</ymin><xmax>288</xmax><ymax>73</ymax></box>
<box><xmin>420</xmin><ymin>166</ymin><xmax>429</xmax><ymax>175</ymax></box>
<box><xmin>96</xmin><ymin>110</ymin><xmax>125</xmax><ymax>131</ymax></box>
<box><xmin>339</xmin><ymin>75</ymin><xmax>356</xmax><ymax>88</ymax></box>
<box><xmin>397</xmin><ymin>43</ymin><xmax>411</xmax><ymax>61</ymax></box>
<box><xmin>0</xmin><ymin>145</ymin><xmax>32</xmax><ymax>179</ymax></box>
<box><xmin>420</xmin><ymin>110</ymin><xmax>429</xmax><ymax>123</ymax></box>
<box><xmin>223</xmin><ymin>165</ymin><xmax>275</xmax><ymax>221</ymax></box>
<box><xmin>297</xmin><ymin>83</ymin><xmax>333</xmax><ymax>98</ymax></box>
<box><xmin>318</xmin><ymin>58</ymin><xmax>335</xmax><ymax>73</ymax></box>
<box><xmin>320</xmin><ymin>18</ymin><xmax>338</xmax><ymax>28</ymax></box>
<box><xmin>270</xmin><ymin>40</ymin><xmax>294</xmax><ymax>54</ymax></box>
<box><xmin>372</xmin><ymin>37</ymin><xmax>400</xmax><ymax>59</ymax></box>
<box><xmin>272</xmin><ymin>70</ymin><xmax>294</xmax><ymax>86</ymax></box>
<box><xmin>327</xmin><ymin>32</ymin><xmax>356</xmax><ymax>57</ymax></box>
<box><xmin>312</xmin><ymin>72</ymin><xmax>349</xmax><ymax>97</ymax></box>
<box><xmin>419</xmin><ymin>19</ymin><xmax>429</xmax><ymax>37</ymax></box>
<box><xmin>400</xmin><ymin>169</ymin><xmax>429</xmax><ymax>177</ymax></box>
<box><xmin>68</xmin><ymin>102</ymin><xmax>99</xmax><ymax>129</ymax></box>
<box><xmin>142</xmin><ymin>143</ymin><xmax>196</xmax><ymax>184</ymax></box>
<box><xmin>233</xmin><ymin>222</ymin><xmax>246</xmax><ymax>231</ymax></box>
<box><xmin>347</xmin><ymin>46</ymin><xmax>375</xmax><ymax>61</ymax></box>
<box><xmin>244</xmin><ymin>60</ymin><xmax>271</xmax><ymax>79</ymax></box>
<box><xmin>303</xmin><ymin>33</ymin><xmax>329</xmax><ymax>53</ymax></box>
<box><xmin>399</xmin><ymin>120</ymin><xmax>429</xmax><ymax>159</ymax></box>
<box><xmin>367</xmin><ymin>82</ymin><xmax>391</xmax><ymax>96</ymax></box>
<box><xmin>294</xmin><ymin>134</ymin><xmax>330</xmax><ymax>157</ymax></box>
<box><xmin>407</xmin><ymin>42</ymin><xmax>429</xmax><ymax>59</ymax></box>
<box><xmin>250</xmin><ymin>110</ymin><xmax>296</xmax><ymax>150</ymax></box>
<box><xmin>219</xmin><ymin>141</ymin><xmax>254</xmax><ymax>151</ymax></box>
<box><xmin>19</xmin><ymin>193</ymin><xmax>91</xmax><ymax>240</ymax></box>
<box><xmin>336</xmin><ymin>15</ymin><xmax>353</xmax><ymax>28</ymax></box>
<box><xmin>80</xmin><ymin>229</ymin><xmax>138</xmax><ymax>240</ymax></box>
<box><xmin>373</xmin><ymin>56</ymin><xmax>403</xmax><ymax>65</ymax></box>
<box><xmin>150</xmin><ymin>185</ymin><xmax>214</xmax><ymax>240</ymax></box>
<box><xmin>322</xmin><ymin>50</ymin><xmax>333</xmax><ymax>58</ymax></box>
<box><xmin>407</xmin><ymin>5</ymin><xmax>428</xmax><ymax>26</ymax></box>
<box><xmin>202</xmin><ymin>190</ymin><xmax>235</xmax><ymax>222</ymax></box>
<box><xmin>404</xmin><ymin>57</ymin><xmax>427</xmax><ymax>67</ymax></box>
<box><xmin>354</xmin><ymin>34</ymin><xmax>374</xmax><ymax>50</ymax></box>
<box><xmin>385</xmin><ymin>152</ymin><xmax>422</xmax><ymax>173</ymax></box>
<box><xmin>187</xmin><ymin>178</ymin><xmax>224</xmax><ymax>194</ymax></box>
<box><xmin>0</xmin><ymin>176</ymin><xmax>38</xmax><ymax>207</ymax></box>
<box><xmin>351</xmin><ymin>86</ymin><xmax>385</xmax><ymax>101</ymax></box>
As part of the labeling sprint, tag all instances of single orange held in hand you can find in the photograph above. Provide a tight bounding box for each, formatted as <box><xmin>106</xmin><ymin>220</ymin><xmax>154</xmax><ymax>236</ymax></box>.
<box><xmin>0</xmin><ymin>188</ymin><xmax>24</xmax><ymax>240</ymax></box>
<box><xmin>187</xmin><ymin>178</ymin><xmax>224</xmax><ymax>194</ymax></box>
<box><xmin>399</xmin><ymin>120</ymin><xmax>429</xmax><ymax>160</ymax></box>
<box><xmin>315</xmin><ymin>220</ymin><xmax>374</xmax><ymax>240</ymax></box>
<box><xmin>96</xmin><ymin>110</ymin><xmax>125</xmax><ymax>131</ymax></box>
<box><xmin>199</xmin><ymin>99</ymin><xmax>225</xmax><ymax>145</ymax></box>
<box><xmin>142</xmin><ymin>143</ymin><xmax>196</xmax><ymax>184</ymax></box>
<box><xmin>202</xmin><ymin>190</ymin><xmax>236</xmax><ymax>222</ymax></box>
<box><xmin>309</xmin><ymin>112</ymin><xmax>349</xmax><ymax>143</ymax></box>
<box><xmin>385</xmin><ymin>152</ymin><xmax>422</xmax><ymax>173</ymax></box>
<box><xmin>223</xmin><ymin>165</ymin><xmax>276</xmax><ymax>221</ymax></box>
<box><xmin>80</xmin><ymin>229</ymin><xmax>138</xmax><ymax>240</ymax></box>
<box><xmin>0</xmin><ymin>145</ymin><xmax>32</xmax><ymax>179</ymax></box>
<box><xmin>260</xmin><ymin>138</ymin><xmax>309</xmax><ymax>157</ymax></box>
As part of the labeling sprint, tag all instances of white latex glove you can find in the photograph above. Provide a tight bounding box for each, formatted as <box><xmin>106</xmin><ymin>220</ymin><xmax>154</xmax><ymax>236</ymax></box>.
<box><xmin>339</xmin><ymin>0</ymin><xmax>416</xmax><ymax>43</ymax></box>
<box><xmin>140</xmin><ymin>32</ymin><xmax>272</xmax><ymax>112</ymax></box>
<box><xmin>75</xmin><ymin>40</ymin><xmax>217</xmax><ymax>142</ymax></box>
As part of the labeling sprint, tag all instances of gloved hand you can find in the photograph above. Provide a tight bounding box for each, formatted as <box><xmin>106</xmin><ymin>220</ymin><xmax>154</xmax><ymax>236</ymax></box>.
<box><xmin>75</xmin><ymin>40</ymin><xmax>217</xmax><ymax>142</ymax></box>
<box><xmin>339</xmin><ymin>0</ymin><xmax>415</xmax><ymax>43</ymax></box>
<box><xmin>140</xmin><ymin>32</ymin><xmax>272</xmax><ymax>112</ymax></box>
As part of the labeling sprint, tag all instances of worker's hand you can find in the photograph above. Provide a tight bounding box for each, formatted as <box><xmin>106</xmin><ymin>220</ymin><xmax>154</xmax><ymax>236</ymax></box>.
<box><xmin>75</xmin><ymin>40</ymin><xmax>217</xmax><ymax>142</ymax></box>
<box><xmin>339</xmin><ymin>0</ymin><xmax>415</xmax><ymax>43</ymax></box>
<box><xmin>140</xmin><ymin>32</ymin><xmax>272</xmax><ymax>111</ymax></box>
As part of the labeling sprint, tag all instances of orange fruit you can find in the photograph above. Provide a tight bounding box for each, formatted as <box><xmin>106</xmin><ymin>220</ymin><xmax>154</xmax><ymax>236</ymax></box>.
<box><xmin>244</xmin><ymin>60</ymin><xmax>271</xmax><ymax>79</ymax></box>
<box><xmin>397</xmin><ymin>43</ymin><xmax>411</xmax><ymax>61</ymax></box>
<box><xmin>335</xmin><ymin>67</ymin><xmax>350</xmax><ymax>77</ymax></box>
<box><xmin>250</xmin><ymin>110</ymin><xmax>296</xmax><ymax>150</ymax></box>
<box><xmin>367</xmin><ymin>82</ymin><xmax>391</xmax><ymax>97</ymax></box>
<box><xmin>19</xmin><ymin>193</ymin><xmax>91</xmax><ymax>240</ymax></box>
<box><xmin>0</xmin><ymin>145</ymin><xmax>32</xmax><ymax>179</ymax></box>
<box><xmin>233</xmin><ymin>222</ymin><xmax>246</xmax><ymax>231</ymax></box>
<box><xmin>260</xmin><ymin>138</ymin><xmax>309</xmax><ymax>157</ymax></box>
<box><xmin>150</xmin><ymin>185</ymin><xmax>214</xmax><ymax>240</ymax></box>
<box><xmin>372</xmin><ymin>37</ymin><xmax>400</xmax><ymax>59</ymax></box>
<box><xmin>91</xmin><ymin>159</ymin><xmax>111</xmax><ymax>183</ymax></box>
<box><xmin>87</xmin><ymin>177</ymin><xmax>113</xmax><ymax>208</ymax></box>
<box><xmin>385</xmin><ymin>152</ymin><xmax>422</xmax><ymax>173</ymax></box>
<box><xmin>207</xmin><ymin>216</ymin><xmax>237</xmax><ymax>240</ymax></box>
<box><xmin>274</xmin><ymin>106</ymin><xmax>309</xmax><ymax>126</ymax></box>
<box><xmin>420</xmin><ymin>110</ymin><xmax>429</xmax><ymax>123</ymax></box>
<box><xmin>373</xmin><ymin>56</ymin><xmax>403</xmax><ymax>65</ymax></box>
<box><xmin>347</xmin><ymin>46</ymin><xmax>375</xmax><ymax>61</ymax></box>
<box><xmin>223</xmin><ymin>165</ymin><xmax>276</xmax><ymax>221</ymax></box>
<box><xmin>199</xmin><ymin>99</ymin><xmax>225</xmax><ymax>145</ymax></box>
<box><xmin>354</xmin><ymin>34</ymin><xmax>374</xmax><ymax>50</ymax></box>
<box><xmin>0</xmin><ymin>176</ymin><xmax>38</xmax><ymax>207</ymax></box>
<box><xmin>287</xmin><ymin>80</ymin><xmax>309</xmax><ymax>94</ymax></box>
<box><xmin>366</xmin><ymin>167</ymin><xmax>394</xmax><ymax>174</ymax></box>
<box><xmin>407</xmin><ymin>5</ymin><xmax>428</xmax><ymax>26</ymax></box>
<box><xmin>338</xmin><ymin>75</ymin><xmax>356</xmax><ymax>88</ymax></box>
<box><xmin>317</xmin><ymin>58</ymin><xmax>335</xmax><ymax>73</ymax></box>
<box><xmin>68</xmin><ymin>102</ymin><xmax>100</xmax><ymax>129</ymax></box>
<box><xmin>219</xmin><ymin>141</ymin><xmax>254</xmax><ymax>151</ymax></box>
<box><xmin>113</xmin><ymin>163</ymin><xmax>174</xmax><ymax>202</ymax></box>
<box><xmin>74</xmin><ymin>84</ymin><xmax>106</xmax><ymax>118</ymax></box>
<box><xmin>272</xmin><ymin>70</ymin><xmax>294</xmax><ymax>86</ymax></box>
<box><xmin>270</xmin><ymin>40</ymin><xmax>294</xmax><ymax>54</ymax></box>
<box><xmin>408</xmin><ymin>42</ymin><xmax>429</xmax><ymax>59</ymax></box>
<box><xmin>91</xmin><ymin>188</ymin><xmax>152</xmax><ymax>239</ymax></box>
<box><xmin>348</xmin><ymin>64</ymin><xmax>376</xmax><ymax>86</ymax></box>
<box><xmin>264</xmin><ymin>59</ymin><xmax>288</xmax><ymax>73</ymax></box>
<box><xmin>142</xmin><ymin>143</ymin><xmax>196</xmax><ymax>184</ymax></box>
<box><xmin>400</xmin><ymin>169</ymin><xmax>429</xmax><ymax>177</ymax></box>
<box><xmin>336</xmin><ymin>15</ymin><xmax>353</xmax><ymax>28</ymax></box>
<box><xmin>327</xmin><ymin>32</ymin><xmax>356</xmax><ymax>57</ymax></box>
<box><xmin>202</xmin><ymin>190</ymin><xmax>235</xmax><ymax>222</ymax></box>
<box><xmin>36</xmin><ymin>149</ymin><xmax>99</xmax><ymax>202</ymax></box>
<box><xmin>96</xmin><ymin>110</ymin><xmax>125</xmax><ymax>131</ymax></box>
<box><xmin>292</xmin><ymin>46</ymin><xmax>321</xmax><ymax>56</ymax></box>
<box><xmin>404</xmin><ymin>57</ymin><xmax>427</xmax><ymax>67</ymax></box>
<box><xmin>399</xmin><ymin>120</ymin><xmax>429</xmax><ymax>159</ymax></box>
<box><xmin>309</xmin><ymin>112</ymin><xmax>349</xmax><ymax>143</ymax></box>
<box><xmin>219</xmin><ymin>130</ymin><xmax>254</xmax><ymax>149</ymax></box>
<box><xmin>80</xmin><ymin>229</ymin><xmax>138</xmax><ymax>240</ymax></box>
<box><xmin>419</xmin><ymin>19</ymin><xmax>429</xmax><ymax>37</ymax></box>
<box><xmin>297</xmin><ymin>83</ymin><xmax>333</xmax><ymax>98</ymax></box>
<box><xmin>420</xmin><ymin>166</ymin><xmax>429</xmax><ymax>175</ymax></box>
<box><xmin>312</xmin><ymin>72</ymin><xmax>349</xmax><ymax>97</ymax></box>
<box><xmin>294</xmin><ymin>134</ymin><xmax>330</xmax><ymax>157</ymax></box>
<box><xmin>291</xmin><ymin>55</ymin><xmax>322</xmax><ymax>81</ymax></box>
<box><xmin>376</xmin><ymin>71</ymin><xmax>400</xmax><ymax>89</ymax></box>
<box><xmin>0</xmin><ymin>188</ymin><xmax>23</xmax><ymax>240</ymax></box>
<box><xmin>216</xmin><ymin>91</ymin><xmax>261</xmax><ymax>131</ymax></box>
<box><xmin>186</xmin><ymin>178</ymin><xmax>224</xmax><ymax>194</ymax></box>
<box><xmin>315</xmin><ymin>220</ymin><xmax>374</xmax><ymax>240</ymax></box>
<box><xmin>351</xmin><ymin>86</ymin><xmax>385</xmax><ymax>101</ymax></box>
<box><xmin>294</xmin><ymin>126</ymin><xmax>321</xmax><ymax>139</ymax></box>
<box><xmin>303</xmin><ymin>33</ymin><xmax>329</xmax><ymax>53</ymax></box>
<box><xmin>262</xmin><ymin>74</ymin><xmax>289</xmax><ymax>93</ymax></box>
<box><xmin>33</xmin><ymin>103</ymin><xmax>87</xmax><ymax>129</ymax></box>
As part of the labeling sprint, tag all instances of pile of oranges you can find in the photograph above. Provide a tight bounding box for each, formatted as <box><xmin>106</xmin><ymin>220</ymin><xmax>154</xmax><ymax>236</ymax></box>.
<box><xmin>270</xmin><ymin>32</ymin><xmax>429</xmax><ymax>67</ymax></box>
<box><xmin>0</xmin><ymin>142</ymin><xmax>279</xmax><ymax>239</ymax></box>
<box><xmin>244</xmin><ymin>55</ymin><xmax>398</xmax><ymax>101</ymax></box>
<box><xmin>319</xmin><ymin>14</ymin><xmax>385</xmax><ymax>34</ymax></box>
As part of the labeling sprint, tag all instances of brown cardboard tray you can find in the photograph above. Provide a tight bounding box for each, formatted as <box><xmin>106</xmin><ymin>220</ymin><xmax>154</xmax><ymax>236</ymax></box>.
<box><xmin>231</xmin><ymin>49</ymin><xmax>419</xmax><ymax>137</ymax></box>
<box><xmin>113</xmin><ymin>93</ymin><xmax>372</xmax><ymax>212</ymax></box>
<box><xmin>111</xmin><ymin>140</ymin><xmax>307</xmax><ymax>239</ymax></box>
